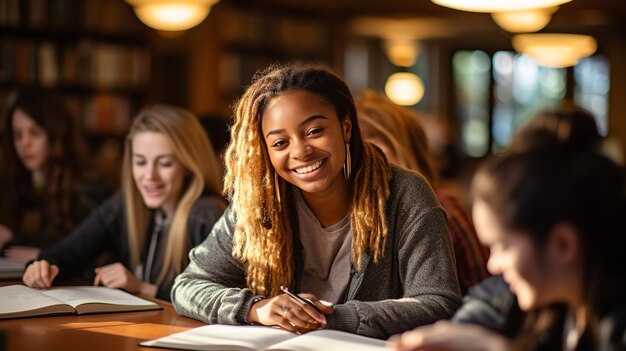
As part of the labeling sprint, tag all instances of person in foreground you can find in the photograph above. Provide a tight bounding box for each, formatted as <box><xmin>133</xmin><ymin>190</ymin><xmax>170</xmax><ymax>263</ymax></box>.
<box><xmin>0</xmin><ymin>89</ymin><xmax>94</xmax><ymax>263</ymax></box>
<box><xmin>389</xmin><ymin>114</ymin><xmax>626</xmax><ymax>350</ymax></box>
<box><xmin>450</xmin><ymin>109</ymin><xmax>611</xmax><ymax>337</ymax></box>
<box><xmin>22</xmin><ymin>104</ymin><xmax>227</xmax><ymax>301</ymax></box>
<box><xmin>171</xmin><ymin>64</ymin><xmax>461</xmax><ymax>339</ymax></box>
<box><xmin>356</xmin><ymin>90</ymin><xmax>489</xmax><ymax>295</ymax></box>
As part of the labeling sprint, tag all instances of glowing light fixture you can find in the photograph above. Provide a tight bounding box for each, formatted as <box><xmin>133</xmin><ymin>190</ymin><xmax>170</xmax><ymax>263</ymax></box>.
<box><xmin>431</xmin><ymin>0</ymin><xmax>571</xmax><ymax>12</ymax></box>
<box><xmin>383</xmin><ymin>40</ymin><xmax>420</xmax><ymax>67</ymax></box>
<box><xmin>385</xmin><ymin>72</ymin><xmax>425</xmax><ymax>106</ymax></box>
<box><xmin>512</xmin><ymin>33</ymin><xmax>597</xmax><ymax>68</ymax></box>
<box><xmin>491</xmin><ymin>6</ymin><xmax>558</xmax><ymax>33</ymax></box>
<box><xmin>126</xmin><ymin>0</ymin><xmax>219</xmax><ymax>32</ymax></box>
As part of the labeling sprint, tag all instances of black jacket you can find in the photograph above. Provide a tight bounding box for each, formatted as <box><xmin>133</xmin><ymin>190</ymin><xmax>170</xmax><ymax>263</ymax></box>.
<box><xmin>38</xmin><ymin>191</ymin><xmax>226</xmax><ymax>300</ymax></box>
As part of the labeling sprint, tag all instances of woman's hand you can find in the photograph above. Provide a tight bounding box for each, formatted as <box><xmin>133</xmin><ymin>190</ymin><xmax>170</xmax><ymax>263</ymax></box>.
<box><xmin>23</xmin><ymin>260</ymin><xmax>59</xmax><ymax>288</ymax></box>
<box><xmin>247</xmin><ymin>293</ymin><xmax>333</xmax><ymax>333</ymax></box>
<box><xmin>93</xmin><ymin>262</ymin><xmax>157</xmax><ymax>297</ymax></box>
<box><xmin>4</xmin><ymin>246</ymin><xmax>40</xmax><ymax>263</ymax></box>
<box><xmin>387</xmin><ymin>321</ymin><xmax>511</xmax><ymax>351</ymax></box>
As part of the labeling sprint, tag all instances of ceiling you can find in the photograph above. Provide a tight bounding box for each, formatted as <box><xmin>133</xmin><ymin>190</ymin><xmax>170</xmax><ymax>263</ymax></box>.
<box><xmin>227</xmin><ymin>0</ymin><xmax>626</xmax><ymax>33</ymax></box>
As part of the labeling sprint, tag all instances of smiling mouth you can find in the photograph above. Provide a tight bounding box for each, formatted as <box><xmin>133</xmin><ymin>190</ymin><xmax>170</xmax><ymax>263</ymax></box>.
<box><xmin>143</xmin><ymin>184</ymin><xmax>164</xmax><ymax>193</ymax></box>
<box><xmin>293</xmin><ymin>159</ymin><xmax>325</xmax><ymax>174</ymax></box>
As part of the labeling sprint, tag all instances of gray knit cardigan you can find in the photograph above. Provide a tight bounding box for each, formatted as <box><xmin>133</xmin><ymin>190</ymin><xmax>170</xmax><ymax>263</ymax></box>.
<box><xmin>171</xmin><ymin>167</ymin><xmax>461</xmax><ymax>339</ymax></box>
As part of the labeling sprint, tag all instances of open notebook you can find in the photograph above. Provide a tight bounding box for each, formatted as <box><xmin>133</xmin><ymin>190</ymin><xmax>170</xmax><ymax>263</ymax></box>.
<box><xmin>0</xmin><ymin>285</ymin><xmax>161</xmax><ymax>319</ymax></box>
<box><xmin>140</xmin><ymin>324</ymin><xmax>387</xmax><ymax>351</ymax></box>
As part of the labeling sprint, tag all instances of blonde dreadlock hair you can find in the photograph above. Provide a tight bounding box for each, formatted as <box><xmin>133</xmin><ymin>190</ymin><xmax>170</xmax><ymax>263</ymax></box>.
<box><xmin>224</xmin><ymin>64</ymin><xmax>393</xmax><ymax>297</ymax></box>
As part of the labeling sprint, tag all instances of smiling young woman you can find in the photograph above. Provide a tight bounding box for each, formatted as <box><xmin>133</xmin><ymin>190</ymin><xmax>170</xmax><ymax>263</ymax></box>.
<box><xmin>171</xmin><ymin>64</ymin><xmax>461</xmax><ymax>339</ymax></box>
<box><xmin>22</xmin><ymin>104</ymin><xmax>227</xmax><ymax>301</ymax></box>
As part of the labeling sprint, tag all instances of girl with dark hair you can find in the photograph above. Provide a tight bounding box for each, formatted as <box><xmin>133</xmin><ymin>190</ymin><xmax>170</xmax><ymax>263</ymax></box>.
<box><xmin>171</xmin><ymin>64</ymin><xmax>461</xmax><ymax>339</ymax></box>
<box><xmin>389</xmin><ymin>109</ymin><xmax>626</xmax><ymax>350</ymax></box>
<box><xmin>0</xmin><ymin>89</ymin><xmax>91</xmax><ymax>263</ymax></box>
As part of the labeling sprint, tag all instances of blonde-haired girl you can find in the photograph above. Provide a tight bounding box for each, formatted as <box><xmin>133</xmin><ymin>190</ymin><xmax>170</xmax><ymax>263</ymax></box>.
<box><xmin>171</xmin><ymin>65</ymin><xmax>461</xmax><ymax>339</ymax></box>
<box><xmin>23</xmin><ymin>104</ymin><xmax>226</xmax><ymax>301</ymax></box>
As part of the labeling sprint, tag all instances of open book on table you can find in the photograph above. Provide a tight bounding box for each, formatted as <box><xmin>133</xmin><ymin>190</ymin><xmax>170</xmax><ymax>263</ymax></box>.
<box><xmin>140</xmin><ymin>324</ymin><xmax>387</xmax><ymax>351</ymax></box>
<box><xmin>0</xmin><ymin>285</ymin><xmax>161</xmax><ymax>319</ymax></box>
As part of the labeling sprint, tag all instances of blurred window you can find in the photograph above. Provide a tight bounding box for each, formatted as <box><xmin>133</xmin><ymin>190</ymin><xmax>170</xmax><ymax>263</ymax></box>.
<box><xmin>453</xmin><ymin>50</ymin><xmax>609</xmax><ymax>156</ymax></box>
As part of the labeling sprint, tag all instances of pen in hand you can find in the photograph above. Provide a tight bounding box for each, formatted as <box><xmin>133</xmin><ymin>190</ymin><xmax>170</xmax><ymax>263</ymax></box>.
<box><xmin>279</xmin><ymin>285</ymin><xmax>325</xmax><ymax>315</ymax></box>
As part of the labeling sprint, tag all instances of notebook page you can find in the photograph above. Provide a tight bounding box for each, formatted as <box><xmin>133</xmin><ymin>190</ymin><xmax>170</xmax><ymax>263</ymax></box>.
<box><xmin>266</xmin><ymin>329</ymin><xmax>387</xmax><ymax>351</ymax></box>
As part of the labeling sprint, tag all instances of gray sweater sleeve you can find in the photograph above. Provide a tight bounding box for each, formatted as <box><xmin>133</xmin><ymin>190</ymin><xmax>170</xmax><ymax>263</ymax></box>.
<box><xmin>172</xmin><ymin>168</ymin><xmax>461</xmax><ymax>338</ymax></box>
<box><xmin>325</xmin><ymin>169</ymin><xmax>461</xmax><ymax>338</ymax></box>
<box><xmin>171</xmin><ymin>206</ymin><xmax>260</xmax><ymax>324</ymax></box>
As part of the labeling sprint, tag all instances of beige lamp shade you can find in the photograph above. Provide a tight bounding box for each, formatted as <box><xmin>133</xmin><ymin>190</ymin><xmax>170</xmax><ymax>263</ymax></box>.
<box><xmin>383</xmin><ymin>40</ymin><xmax>420</xmax><ymax>67</ymax></box>
<box><xmin>512</xmin><ymin>33</ymin><xmax>597</xmax><ymax>68</ymax></box>
<box><xmin>384</xmin><ymin>72</ymin><xmax>425</xmax><ymax>106</ymax></box>
<box><xmin>126</xmin><ymin>0</ymin><xmax>219</xmax><ymax>32</ymax></box>
<box><xmin>431</xmin><ymin>0</ymin><xmax>570</xmax><ymax>12</ymax></box>
<box><xmin>491</xmin><ymin>7</ymin><xmax>557</xmax><ymax>33</ymax></box>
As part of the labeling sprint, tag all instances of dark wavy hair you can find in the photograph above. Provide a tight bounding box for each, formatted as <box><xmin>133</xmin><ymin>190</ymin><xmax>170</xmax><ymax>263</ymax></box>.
<box><xmin>2</xmin><ymin>88</ymin><xmax>88</xmax><ymax>244</ymax></box>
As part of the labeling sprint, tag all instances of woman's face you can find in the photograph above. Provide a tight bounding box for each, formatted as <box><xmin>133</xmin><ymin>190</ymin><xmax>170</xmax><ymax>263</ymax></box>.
<box><xmin>473</xmin><ymin>200</ymin><xmax>560</xmax><ymax>311</ymax></box>
<box><xmin>131</xmin><ymin>131</ymin><xmax>187</xmax><ymax>218</ymax></box>
<box><xmin>12</xmin><ymin>109</ymin><xmax>49</xmax><ymax>172</ymax></box>
<box><xmin>261</xmin><ymin>90</ymin><xmax>351</xmax><ymax>198</ymax></box>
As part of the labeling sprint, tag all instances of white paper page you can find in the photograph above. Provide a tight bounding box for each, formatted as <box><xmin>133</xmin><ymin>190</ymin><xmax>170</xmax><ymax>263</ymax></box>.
<box><xmin>0</xmin><ymin>285</ymin><xmax>66</xmax><ymax>314</ymax></box>
<box><xmin>267</xmin><ymin>329</ymin><xmax>387</xmax><ymax>351</ymax></box>
<box><xmin>42</xmin><ymin>286</ymin><xmax>156</xmax><ymax>308</ymax></box>
<box><xmin>141</xmin><ymin>325</ymin><xmax>296</xmax><ymax>351</ymax></box>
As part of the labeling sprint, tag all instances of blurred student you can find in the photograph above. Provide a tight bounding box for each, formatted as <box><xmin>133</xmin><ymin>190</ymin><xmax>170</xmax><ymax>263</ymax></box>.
<box><xmin>23</xmin><ymin>104</ymin><xmax>227</xmax><ymax>301</ymax></box>
<box><xmin>389</xmin><ymin>108</ymin><xmax>626</xmax><ymax>350</ymax></box>
<box><xmin>0</xmin><ymin>89</ymin><xmax>93</xmax><ymax>263</ymax></box>
<box><xmin>171</xmin><ymin>65</ymin><xmax>461</xmax><ymax>339</ymax></box>
<box><xmin>356</xmin><ymin>90</ymin><xmax>488</xmax><ymax>295</ymax></box>
<box><xmin>452</xmin><ymin>108</ymin><xmax>607</xmax><ymax>335</ymax></box>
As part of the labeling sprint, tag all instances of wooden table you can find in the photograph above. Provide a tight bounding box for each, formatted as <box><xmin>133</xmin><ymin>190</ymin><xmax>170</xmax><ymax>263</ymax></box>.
<box><xmin>0</xmin><ymin>282</ymin><xmax>206</xmax><ymax>351</ymax></box>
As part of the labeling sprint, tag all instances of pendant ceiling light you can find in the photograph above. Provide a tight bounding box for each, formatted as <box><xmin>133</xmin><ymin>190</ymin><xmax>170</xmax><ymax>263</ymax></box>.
<box><xmin>491</xmin><ymin>6</ymin><xmax>558</xmax><ymax>33</ymax></box>
<box><xmin>126</xmin><ymin>0</ymin><xmax>219</xmax><ymax>32</ymax></box>
<box><xmin>512</xmin><ymin>33</ymin><xmax>597</xmax><ymax>68</ymax></box>
<box><xmin>385</xmin><ymin>72</ymin><xmax>425</xmax><ymax>106</ymax></box>
<box><xmin>383</xmin><ymin>40</ymin><xmax>420</xmax><ymax>67</ymax></box>
<box><xmin>431</xmin><ymin>0</ymin><xmax>571</xmax><ymax>13</ymax></box>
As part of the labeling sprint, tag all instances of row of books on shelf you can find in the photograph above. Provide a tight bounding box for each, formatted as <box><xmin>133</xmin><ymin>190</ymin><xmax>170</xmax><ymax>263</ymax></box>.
<box><xmin>218</xmin><ymin>6</ymin><xmax>330</xmax><ymax>56</ymax></box>
<box><xmin>70</xmin><ymin>93</ymin><xmax>133</xmax><ymax>136</ymax></box>
<box><xmin>0</xmin><ymin>0</ymin><xmax>144</xmax><ymax>35</ymax></box>
<box><xmin>0</xmin><ymin>91</ymin><xmax>132</xmax><ymax>136</ymax></box>
<box><xmin>0</xmin><ymin>39</ymin><xmax>150</xmax><ymax>91</ymax></box>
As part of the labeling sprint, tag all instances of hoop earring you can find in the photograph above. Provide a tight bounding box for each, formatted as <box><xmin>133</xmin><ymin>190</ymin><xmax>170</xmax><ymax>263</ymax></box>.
<box><xmin>343</xmin><ymin>142</ymin><xmax>351</xmax><ymax>180</ymax></box>
<box><xmin>274</xmin><ymin>171</ymin><xmax>282</xmax><ymax>206</ymax></box>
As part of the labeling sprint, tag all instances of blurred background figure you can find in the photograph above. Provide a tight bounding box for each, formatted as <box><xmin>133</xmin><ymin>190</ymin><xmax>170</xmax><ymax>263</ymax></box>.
<box><xmin>0</xmin><ymin>88</ymin><xmax>95</xmax><ymax>263</ymax></box>
<box><xmin>390</xmin><ymin>107</ymin><xmax>626</xmax><ymax>350</ymax></box>
<box><xmin>356</xmin><ymin>90</ymin><xmax>489</xmax><ymax>295</ymax></box>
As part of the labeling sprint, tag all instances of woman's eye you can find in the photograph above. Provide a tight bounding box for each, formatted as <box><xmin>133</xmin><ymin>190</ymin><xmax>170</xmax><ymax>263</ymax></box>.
<box><xmin>134</xmin><ymin>160</ymin><xmax>146</xmax><ymax>166</ymax></box>
<box><xmin>159</xmin><ymin>162</ymin><xmax>172</xmax><ymax>167</ymax></box>
<box><xmin>307</xmin><ymin>128</ymin><xmax>324</xmax><ymax>137</ymax></box>
<box><xmin>31</xmin><ymin>128</ymin><xmax>44</xmax><ymax>138</ymax></box>
<box><xmin>271</xmin><ymin>140</ymin><xmax>287</xmax><ymax>148</ymax></box>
